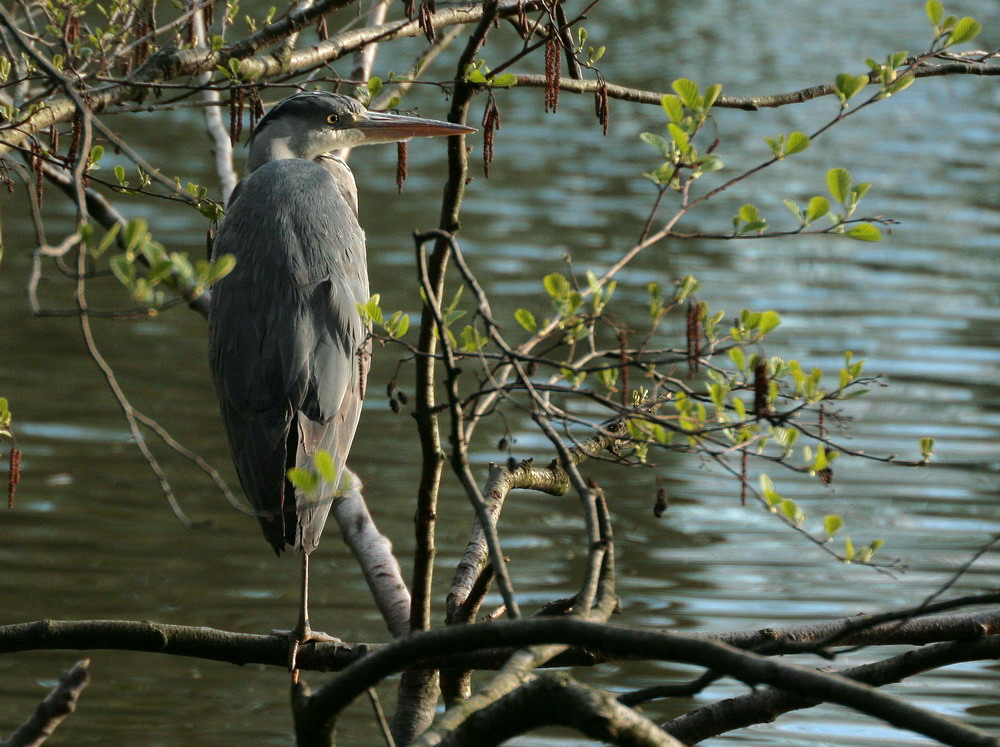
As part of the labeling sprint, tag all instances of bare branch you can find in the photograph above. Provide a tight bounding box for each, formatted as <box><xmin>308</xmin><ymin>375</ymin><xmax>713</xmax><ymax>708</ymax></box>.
<box><xmin>1</xmin><ymin>660</ymin><xmax>90</xmax><ymax>747</ymax></box>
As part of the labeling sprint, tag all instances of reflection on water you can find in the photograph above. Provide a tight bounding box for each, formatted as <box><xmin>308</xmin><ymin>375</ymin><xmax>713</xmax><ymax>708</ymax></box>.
<box><xmin>1</xmin><ymin>0</ymin><xmax>998</xmax><ymax>744</ymax></box>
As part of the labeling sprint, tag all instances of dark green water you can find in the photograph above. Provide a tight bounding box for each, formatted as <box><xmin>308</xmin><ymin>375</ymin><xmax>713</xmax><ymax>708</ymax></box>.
<box><xmin>2</xmin><ymin>1</ymin><xmax>998</xmax><ymax>744</ymax></box>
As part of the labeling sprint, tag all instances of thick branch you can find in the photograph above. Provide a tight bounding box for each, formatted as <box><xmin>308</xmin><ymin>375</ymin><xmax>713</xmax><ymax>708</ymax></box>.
<box><xmin>0</xmin><ymin>1</ymin><xmax>541</xmax><ymax>157</ymax></box>
<box><xmin>511</xmin><ymin>55</ymin><xmax>1000</xmax><ymax>110</ymax></box>
<box><xmin>664</xmin><ymin>636</ymin><xmax>1000</xmax><ymax>744</ymax></box>
<box><xmin>294</xmin><ymin>617</ymin><xmax>1000</xmax><ymax>747</ymax></box>
<box><xmin>441</xmin><ymin>672</ymin><xmax>682</xmax><ymax>746</ymax></box>
<box><xmin>2</xmin><ymin>607</ymin><xmax>998</xmax><ymax>670</ymax></box>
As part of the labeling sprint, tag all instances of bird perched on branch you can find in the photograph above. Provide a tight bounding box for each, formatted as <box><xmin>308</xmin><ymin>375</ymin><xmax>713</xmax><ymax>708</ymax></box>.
<box><xmin>208</xmin><ymin>90</ymin><xmax>473</xmax><ymax>671</ymax></box>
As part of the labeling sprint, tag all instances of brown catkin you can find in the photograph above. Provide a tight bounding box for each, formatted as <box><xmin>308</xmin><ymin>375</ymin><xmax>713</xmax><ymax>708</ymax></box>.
<box><xmin>595</xmin><ymin>82</ymin><xmax>609</xmax><ymax>135</ymax></box>
<box><xmin>419</xmin><ymin>0</ymin><xmax>436</xmax><ymax>43</ymax></box>
<box><xmin>740</xmin><ymin>450</ymin><xmax>748</xmax><ymax>505</ymax></box>
<box><xmin>8</xmin><ymin>447</ymin><xmax>21</xmax><ymax>508</ymax></box>
<box><xmin>544</xmin><ymin>33</ymin><xmax>560</xmax><ymax>112</ymax></box>
<box><xmin>686</xmin><ymin>300</ymin><xmax>702</xmax><ymax>377</ymax></box>
<box><xmin>396</xmin><ymin>141</ymin><xmax>408</xmax><ymax>193</ymax></box>
<box><xmin>653</xmin><ymin>487</ymin><xmax>669</xmax><ymax>517</ymax></box>
<box><xmin>482</xmin><ymin>98</ymin><xmax>500</xmax><ymax>177</ymax></box>
<box><xmin>753</xmin><ymin>359</ymin><xmax>769</xmax><ymax>419</ymax></box>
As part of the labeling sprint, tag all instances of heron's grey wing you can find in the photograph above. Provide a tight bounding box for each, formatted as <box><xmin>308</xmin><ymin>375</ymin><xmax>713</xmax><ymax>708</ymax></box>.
<box><xmin>208</xmin><ymin>159</ymin><xmax>370</xmax><ymax>553</ymax></box>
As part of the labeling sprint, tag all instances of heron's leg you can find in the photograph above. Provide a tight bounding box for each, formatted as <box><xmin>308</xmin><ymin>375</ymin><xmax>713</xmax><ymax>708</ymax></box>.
<box><xmin>274</xmin><ymin>551</ymin><xmax>339</xmax><ymax>676</ymax></box>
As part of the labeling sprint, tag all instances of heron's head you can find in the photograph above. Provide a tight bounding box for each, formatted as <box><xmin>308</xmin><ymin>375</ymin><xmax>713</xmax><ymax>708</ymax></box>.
<box><xmin>247</xmin><ymin>91</ymin><xmax>475</xmax><ymax>172</ymax></box>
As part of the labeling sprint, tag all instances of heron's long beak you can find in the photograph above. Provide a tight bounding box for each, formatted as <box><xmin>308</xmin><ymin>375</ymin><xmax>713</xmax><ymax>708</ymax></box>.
<box><xmin>356</xmin><ymin>111</ymin><xmax>476</xmax><ymax>143</ymax></box>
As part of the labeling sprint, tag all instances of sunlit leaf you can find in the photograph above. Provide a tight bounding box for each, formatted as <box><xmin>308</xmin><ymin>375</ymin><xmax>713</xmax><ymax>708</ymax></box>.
<box><xmin>514</xmin><ymin>308</ymin><xmax>537</xmax><ymax>332</ymax></box>
<box><xmin>543</xmin><ymin>273</ymin><xmax>570</xmax><ymax>299</ymax></box>
<box><xmin>948</xmin><ymin>17</ymin><xmax>982</xmax><ymax>46</ymax></box>
<box><xmin>660</xmin><ymin>94</ymin><xmax>684</xmax><ymax>123</ymax></box>
<box><xmin>925</xmin><ymin>0</ymin><xmax>943</xmax><ymax>24</ymax></box>
<box><xmin>672</xmin><ymin>78</ymin><xmax>701</xmax><ymax>109</ymax></box>
<box><xmin>784</xmin><ymin>131</ymin><xmax>810</xmax><ymax>155</ymax></box>
<box><xmin>667</xmin><ymin>123</ymin><xmax>690</xmax><ymax>151</ymax></box>
<box><xmin>758</xmin><ymin>310</ymin><xmax>781</xmax><ymax>336</ymax></box>
<box><xmin>703</xmin><ymin>83</ymin><xmax>723</xmax><ymax>109</ymax></box>
<box><xmin>491</xmin><ymin>73</ymin><xmax>517</xmax><ymax>87</ymax></box>
<box><xmin>847</xmin><ymin>224</ymin><xmax>882</xmax><ymax>242</ymax></box>
<box><xmin>827</xmin><ymin>168</ymin><xmax>852</xmax><ymax>204</ymax></box>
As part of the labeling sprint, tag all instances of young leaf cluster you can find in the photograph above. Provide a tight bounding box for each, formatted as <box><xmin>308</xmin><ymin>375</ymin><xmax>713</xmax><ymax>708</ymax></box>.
<box><xmin>573</xmin><ymin>27</ymin><xmax>606</xmax><ymax>66</ymax></box>
<box><xmin>464</xmin><ymin>59</ymin><xmax>517</xmax><ymax>88</ymax></box>
<box><xmin>641</xmin><ymin>78</ymin><xmax>724</xmax><ymax>189</ymax></box>
<box><xmin>358</xmin><ymin>294</ymin><xmax>411</xmax><ymax>339</ymax></box>
<box><xmin>287</xmin><ymin>449</ymin><xmax>338</xmax><ymax>503</ymax></box>
<box><xmin>744</xmin><ymin>168</ymin><xmax>880</xmax><ymax>241</ymax></box>
<box><xmin>95</xmin><ymin>219</ymin><xmax>234</xmax><ymax>308</ymax></box>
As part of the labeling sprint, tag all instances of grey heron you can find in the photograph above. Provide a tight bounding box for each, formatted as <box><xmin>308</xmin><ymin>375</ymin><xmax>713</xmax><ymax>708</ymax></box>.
<box><xmin>207</xmin><ymin>90</ymin><xmax>473</xmax><ymax>670</ymax></box>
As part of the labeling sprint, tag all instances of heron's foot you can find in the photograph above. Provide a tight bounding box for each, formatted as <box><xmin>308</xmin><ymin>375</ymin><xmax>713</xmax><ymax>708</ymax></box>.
<box><xmin>271</xmin><ymin>626</ymin><xmax>340</xmax><ymax>675</ymax></box>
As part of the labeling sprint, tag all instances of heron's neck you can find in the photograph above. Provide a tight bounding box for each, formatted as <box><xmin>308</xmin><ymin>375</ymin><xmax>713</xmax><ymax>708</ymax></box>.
<box><xmin>247</xmin><ymin>135</ymin><xmax>299</xmax><ymax>172</ymax></box>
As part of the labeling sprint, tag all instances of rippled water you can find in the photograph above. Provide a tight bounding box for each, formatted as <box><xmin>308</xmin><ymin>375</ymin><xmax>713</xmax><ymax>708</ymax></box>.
<box><xmin>1</xmin><ymin>1</ymin><xmax>998</xmax><ymax>744</ymax></box>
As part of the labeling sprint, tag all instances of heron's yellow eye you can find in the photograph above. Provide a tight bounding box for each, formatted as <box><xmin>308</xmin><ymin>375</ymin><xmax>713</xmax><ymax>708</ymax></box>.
<box><xmin>326</xmin><ymin>113</ymin><xmax>340</xmax><ymax>125</ymax></box>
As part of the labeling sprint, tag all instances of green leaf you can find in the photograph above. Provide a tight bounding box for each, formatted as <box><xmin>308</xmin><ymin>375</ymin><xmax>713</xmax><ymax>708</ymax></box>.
<box><xmin>780</xmin><ymin>499</ymin><xmax>804</xmax><ymax>525</ymax></box>
<box><xmin>110</xmin><ymin>254</ymin><xmax>134</xmax><ymax>286</ymax></box>
<box><xmin>647</xmin><ymin>281</ymin><xmax>663</xmax><ymax>319</ymax></box>
<box><xmin>367</xmin><ymin>76</ymin><xmax>382</xmax><ymax>95</ymax></box>
<box><xmin>784</xmin><ymin>131</ymin><xmax>810</xmax><ymax>155</ymax></box>
<box><xmin>783</xmin><ymin>199</ymin><xmax>802</xmax><ymax>222</ymax></box>
<box><xmin>805</xmin><ymin>196</ymin><xmax>830</xmax><ymax>224</ymax></box>
<box><xmin>597</xmin><ymin>367</ymin><xmax>618</xmax><ymax>391</ymax></box>
<box><xmin>676</xmin><ymin>274</ymin><xmax>699</xmax><ymax>303</ymax></box>
<box><xmin>851</xmin><ymin>182</ymin><xmax>872</xmax><ymax>204</ymax></box>
<box><xmin>314</xmin><ymin>450</ymin><xmax>336</xmax><ymax>482</ymax></box>
<box><xmin>490</xmin><ymin>73</ymin><xmax>517</xmax><ymax>87</ymax></box>
<box><xmin>640</xmin><ymin>131</ymin><xmax>671</xmax><ymax>157</ymax></box>
<box><xmin>667</xmin><ymin>123</ymin><xmax>690</xmax><ymax>151</ymax></box>
<box><xmin>88</xmin><ymin>144</ymin><xmax>104</xmax><ymax>167</ymax></box>
<box><xmin>123</xmin><ymin>217</ymin><xmax>148</xmax><ymax>255</ymax></box>
<box><xmin>208</xmin><ymin>253</ymin><xmax>236</xmax><ymax>284</ymax></box>
<box><xmin>738</xmin><ymin>204</ymin><xmax>759</xmax><ymax>222</ymax></box>
<box><xmin>948</xmin><ymin>17</ymin><xmax>982</xmax><ymax>46</ymax></box>
<box><xmin>389</xmin><ymin>311</ymin><xmax>411</xmax><ymax>338</ymax></box>
<box><xmin>660</xmin><ymin>94</ymin><xmax>684</xmax><ymax>123</ymax></box>
<box><xmin>758</xmin><ymin>310</ymin><xmax>781</xmax><ymax>336</ymax></box>
<box><xmin>883</xmin><ymin>72</ymin><xmax>915</xmax><ymax>97</ymax></box>
<box><xmin>287</xmin><ymin>467</ymin><xmax>318</xmax><ymax>496</ymax></box>
<box><xmin>702</xmin><ymin>83</ymin><xmax>722</xmax><ymax>109</ymax></box>
<box><xmin>672</xmin><ymin>78</ymin><xmax>701</xmax><ymax>109</ymax></box>
<box><xmin>698</xmin><ymin>154</ymin><xmax>724</xmax><ymax>173</ymax></box>
<box><xmin>887</xmin><ymin>50</ymin><xmax>909</xmax><ymax>68</ymax></box>
<box><xmin>925</xmin><ymin>0</ymin><xmax>943</xmax><ymax>24</ymax></box>
<box><xmin>514</xmin><ymin>308</ymin><xmax>537</xmax><ymax>332</ymax></box>
<box><xmin>113</xmin><ymin>164</ymin><xmax>127</xmax><ymax>185</ymax></box>
<box><xmin>147</xmin><ymin>259</ymin><xmax>175</xmax><ymax>285</ymax></box>
<box><xmin>824</xmin><ymin>514</ymin><xmax>844</xmax><ymax>537</ymax></box>
<box><xmin>920</xmin><ymin>437</ymin><xmax>935</xmax><ymax>460</ymax></box>
<box><xmin>92</xmin><ymin>223</ymin><xmax>122</xmax><ymax>258</ymax></box>
<box><xmin>459</xmin><ymin>325</ymin><xmax>487</xmax><ymax>352</ymax></box>
<box><xmin>834</xmin><ymin>73</ymin><xmax>868</xmax><ymax>103</ymax></box>
<box><xmin>847</xmin><ymin>224</ymin><xmax>882</xmax><ymax>242</ymax></box>
<box><xmin>728</xmin><ymin>347</ymin><xmax>746</xmax><ymax>372</ymax></box>
<box><xmin>827</xmin><ymin>168</ymin><xmax>852</xmax><ymax>204</ymax></box>
<box><xmin>844</xmin><ymin>535</ymin><xmax>855</xmax><ymax>562</ymax></box>
<box><xmin>759</xmin><ymin>473</ymin><xmax>781</xmax><ymax>506</ymax></box>
<box><xmin>543</xmin><ymin>273</ymin><xmax>570</xmax><ymax>299</ymax></box>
